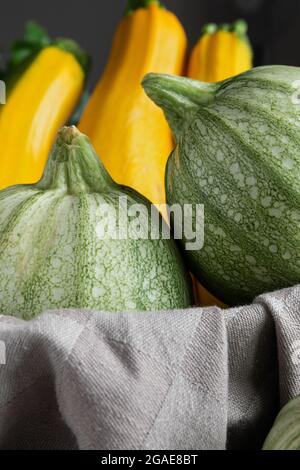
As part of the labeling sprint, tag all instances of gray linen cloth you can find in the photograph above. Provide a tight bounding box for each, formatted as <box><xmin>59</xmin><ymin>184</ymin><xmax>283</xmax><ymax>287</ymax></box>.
<box><xmin>0</xmin><ymin>285</ymin><xmax>299</xmax><ymax>450</ymax></box>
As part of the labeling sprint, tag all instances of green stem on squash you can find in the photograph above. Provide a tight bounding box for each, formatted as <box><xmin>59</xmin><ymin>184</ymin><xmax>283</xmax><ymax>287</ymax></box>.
<box><xmin>233</xmin><ymin>19</ymin><xmax>248</xmax><ymax>36</ymax></box>
<box><xmin>201</xmin><ymin>19</ymin><xmax>250</xmax><ymax>43</ymax></box>
<box><xmin>125</xmin><ymin>0</ymin><xmax>163</xmax><ymax>15</ymax></box>
<box><xmin>4</xmin><ymin>21</ymin><xmax>51</xmax><ymax>94</ymax></box>
<box><xmin>38</xmin><ymin>126</ymin><xmax>115</xmax><ymax>195</ymax></box>
<box><xmin>232</xmin><ymin>19</ymin><xmax>253</xmax><ymax>53</ymax></box>
<box><xmin>143</xmin><ymin>73</ymin><xmax>219</xmax><ymax>141</ymax></box>
<box><xmin>201</xmin><ymin>23</ymin><xmax>217</xmax><ymax>35</ymax></box>
<box><xmin>8</xmin><ymin>21</ymin><xmax>50</xmax><ymax>70</ymax></box>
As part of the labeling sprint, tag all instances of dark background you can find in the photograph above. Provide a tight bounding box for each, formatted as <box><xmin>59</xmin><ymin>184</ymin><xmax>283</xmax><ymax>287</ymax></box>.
<box><xmin>1</xmin><ymin>0</ymin><xmax>300</xmax><ymax>88</ymax></box>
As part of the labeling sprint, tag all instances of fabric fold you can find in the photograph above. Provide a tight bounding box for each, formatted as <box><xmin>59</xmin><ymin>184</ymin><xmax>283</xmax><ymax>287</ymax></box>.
<box><xmin>0</xmin><ymin>285</ymin><xmax>299</xmax><ymax>450</ymax></box>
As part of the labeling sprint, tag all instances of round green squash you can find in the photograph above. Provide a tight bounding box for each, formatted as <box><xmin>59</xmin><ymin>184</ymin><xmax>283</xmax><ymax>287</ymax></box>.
<box><xmin>0</xmin><ymin>126</ymin><xmax>192</xmax><ymax>319</ymax></box>
<box><xmin>143</xmin><ymin>66</ymin><xmax>300</xmax><ymax>305</ymax></box>
<box><xmin>263</xmin><ymin>395</ymin><xmax>300</xmax><ymax>450</ymax></box>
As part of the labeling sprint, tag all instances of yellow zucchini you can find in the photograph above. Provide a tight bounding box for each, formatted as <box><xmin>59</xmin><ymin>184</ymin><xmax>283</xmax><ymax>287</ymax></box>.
<box><xmin>0</xmin><ymin>23</ymin><xmax>89</xmax><ymax>189</ymax></box>
<box><xmin>79</xmin><ymin>0</ymin><xmax>187</xmax><ymax>207</ymax></box>
<box><xmin>188</xmin><ymin>20</ymin><xmax>252</xmax><ymax>82</ymax></box>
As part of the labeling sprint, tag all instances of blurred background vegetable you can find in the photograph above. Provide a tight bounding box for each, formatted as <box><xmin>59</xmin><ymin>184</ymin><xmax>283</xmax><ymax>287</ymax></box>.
<box><xmin>188</xmin><ymin>20</ymin><xmax>252</xmax><ymax>82</ymax></box>
<box><xmin>1</xmin><ymin>0</ymin><xmax>299</xmax><ymax>87</ymax></box>
<box><xmin>0</xmin><ymin>22</ymin><xmax>90</xmax><ymax>190</ymax></box>
<box><xmin>79</xmin><ymin>0</ymin><xmax>187</xmax><ymax>209</ymax></box>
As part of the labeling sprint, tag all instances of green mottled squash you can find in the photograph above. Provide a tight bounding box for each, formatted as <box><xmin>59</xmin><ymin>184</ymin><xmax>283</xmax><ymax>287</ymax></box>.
<box><xmin>263</xmin><ymin>395</ymin><xmax>300</xmax><ymax>450</ymax></box>
<box><xmin>0</xmin><ymin>126</ymin><xmax>192</xmax><ymax>319</ymax></box>
<box><xmin>143</xmin><ymin>66</ymin><xmax>300</xmax><ymax>305</ymax></box>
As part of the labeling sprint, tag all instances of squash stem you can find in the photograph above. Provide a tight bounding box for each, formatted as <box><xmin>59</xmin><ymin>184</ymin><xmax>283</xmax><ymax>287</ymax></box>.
<box><xmin>200</xmin><ymin>19</ymin><xmax>250</xmax><ymax>47</ymax></box>
<box><xmin>125</xmin><ymin>0</ymin><xmax>162</xmax><ymax>15</ymax></box>
<box><xmin>143</xmin><ymin>73</ymin><xmax>219</xmax><ymax>140</ymax></box>
<box><xmin>37</xmin><ymin>126</ymin><xmax>115</xmax><ymax>194</ymax></box>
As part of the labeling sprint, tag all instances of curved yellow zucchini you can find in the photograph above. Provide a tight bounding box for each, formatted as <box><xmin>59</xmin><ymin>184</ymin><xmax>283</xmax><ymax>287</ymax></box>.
<box><xmin>188</xmin><ymin>20</ymin><xmax>253</xmax><ymax>82</ymax></box>
<box><xmin>79</xmin><ymin>1</ymin><xmax>187</xmax><ymax>207</ymax></box>
<box><xmin>0</xmin><ymin>44</ymin><xmax>86</xmax><ymax>189</ymax></box>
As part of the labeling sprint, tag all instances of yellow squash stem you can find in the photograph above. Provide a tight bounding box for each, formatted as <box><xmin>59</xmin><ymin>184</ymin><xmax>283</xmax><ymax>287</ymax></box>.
<box><xmin>79</xmin><ymin>1</ymin><xmax>187</xmax><ymax>209</ymax></box>
<box><xmin>188</xmin><ymin>21</ymin><xmax>252</xmax><ymax>309</ymax></box>
<box><xmin>188</xmin><ymin>20</ymin><xmax>253</xmax><ymax>82</ymax></box>
<box><xmin>0</xmin><ymin>45</ymin><xmax>86</xmax><ymax>189</ymax></box>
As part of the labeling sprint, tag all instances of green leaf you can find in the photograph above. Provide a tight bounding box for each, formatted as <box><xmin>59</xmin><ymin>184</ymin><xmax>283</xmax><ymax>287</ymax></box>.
<box><xmin>2</xmin><ymin>20</ymin><xmax>90</xmax><ymax>96</ymax></box>
<box><xmin>24</xmin><ymin>21</ymin><xmax>50</xmax><ymax>46</ymax></box>
<box><xmin>8</xmin><ymin>21</ymin><xmax>50</xmax><ymax>71</ymax></box>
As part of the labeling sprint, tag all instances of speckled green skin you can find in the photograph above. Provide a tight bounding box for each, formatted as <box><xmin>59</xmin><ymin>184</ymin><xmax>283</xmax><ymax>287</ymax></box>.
<box><xmin>263</xmin><ymin>395</ymin><xmax>300</xmax><ymax>450</ymax></box>
<box><xmin>0</xmin><ymin>127</ymin><xmax>192</xmax><ymax>319</ymax></box>
<box><xmin>143</xmin><ymin>66</ymin><xmax>300</xmax><ymax>305</ymax></box>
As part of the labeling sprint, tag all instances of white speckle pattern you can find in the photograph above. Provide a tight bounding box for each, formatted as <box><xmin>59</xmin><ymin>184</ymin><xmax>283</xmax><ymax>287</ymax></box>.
<box><xmin>0</xmin><ymin>186</ymin><xmax>192</xmax><ymax>318</ymax></box>
<box><xmin>165</xmin><ymin>66</ymin><xmax>300</xmax><ymax>304</ymax></box>
<box><xmin>283</xmin><ymin>159</ymin><xmax>294</xmax><ymax>170</ymax></box>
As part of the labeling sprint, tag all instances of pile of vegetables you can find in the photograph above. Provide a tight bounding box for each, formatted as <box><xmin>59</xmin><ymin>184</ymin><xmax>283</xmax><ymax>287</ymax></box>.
<box><xmin>0</xmin><ymin>0</ymin><xmax>299</xmax><ymax>319</ymax></box>
<box><xmin>1</xmin><ymin>0</ymin><xmax>300</xmax><ymax>450</ymax></box>
<box><xmin>0</xmin><ymin>126</ymin><xmax>192</xmax><ymax>318</ymax></box>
